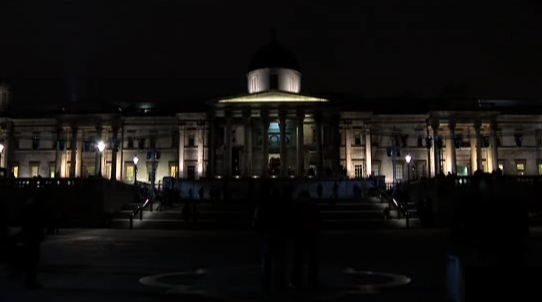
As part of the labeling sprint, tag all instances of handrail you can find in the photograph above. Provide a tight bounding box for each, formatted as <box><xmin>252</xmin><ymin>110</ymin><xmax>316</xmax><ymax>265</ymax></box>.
<box><xmin>129</xmin><ymin>198</ymin><xmax>152</xmax><ymax>229</ymax></box>
<box><xmin>378</xmin><ymin>187</ymin><xmax>411</xmax><ymax>229</ymax></box>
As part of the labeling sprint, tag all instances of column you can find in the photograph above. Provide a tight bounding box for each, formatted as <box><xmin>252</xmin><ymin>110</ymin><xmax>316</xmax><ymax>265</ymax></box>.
<box><xmin>474</xmin><ymin>120</ymin><xmax>482</xmax><ymax>172</ymax></box>
<box><xmin>426</xmin><ymin>127</ymin><xmax>432</xmax><ymax>177</ymax></box>
<box><xmin>208</xmin><ymin>114</ymin><xmax>216</xmax><ymax>177</ymax></box>
<box><xmin>197</xmin><ymin>121</ymin><xmax>204</xmax><ymax>178</ymax></box>
<box><xmin>110</xmin><ymin>125</ymin><xmax>119</xmax><ymax>180</ymax></box>
<box><xmin>95</xmin><ymin>125</ymin><xmax>103</xmax><ymax>176</ymax></box>
<box><xmin>365</xmin><ymin>126</ymin><xmax>372</xmax><ymax>177</ymax></box>
<box><xmin>178</xmin><ymin>123</ymin><xmax>185</xmax><ymax>178</ymax></box>
<box><xmin>76</xmin><ymin>129</ymin><xmax>83</xmax><ymax>177</ymax></box>
<box><xmin>225</xmin><ymin>112</ymin><xmax>233</xmax><ymax>177</ymax></box>
<box><xmin>1</xmin><ymin>121</ymin><xmax>12</xmax><ymax>171</ymax></box>
<box><xmin>70</xmin><ymin>125</ymin><xmax>77</xmax><ymax>178</ymax></box>
<box><xmin>345</xmin><ymin>124</ymin><xmax>352</xmax><ymax>177</ymax></box>
<box><xmin>279</xmin><ymin>110</ymin><xmax>287</xmax><ymax>177</ymax></box>
<box><xmin>315</xmin><ymin>113</ymin><xmax>323</xmax><ymax>177</ymax></box>
<box><xmin>431</xmin><ymin>119</ymin><xmax>440</xmax><ymax>175</ymax></box>
<box><xmin>55</xmin><ymin>126</ymin><xmax>63</xmax><ymax>178</ymax></box>
<box><xmin>296</xmin><ymin>110</ymin><xmax>305</xmax><ymax>176</ymax></box>
<box><xmin>117</xmin><ymin>125</ymin><xmax>124</xmax><ymax>181</ymax></box>
<box><xmin>449</xmin><ymin>120</ymin><xmax>457</xmax><ymax>174</ymax></box>
<box><xmin>261</xmin><ymin>110</ymin><xmax>269</xmax><ymax>176</ymax></box>
<box><xmin>243</xmin><ymin>110</ymin><xmax>252</xmax><ymax>177</ymax></box>
<box><xmin>491</xmin><ymin>120</ymin><xmax>499</xmax><ymax>172</ymax></box>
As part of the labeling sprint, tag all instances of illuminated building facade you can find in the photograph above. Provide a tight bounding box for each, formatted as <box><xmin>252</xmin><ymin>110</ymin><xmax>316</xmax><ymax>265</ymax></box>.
<box><xmin>1</xmin><ymin>38</ymin><xmax>542</xmax><ymax>183</ymax></box>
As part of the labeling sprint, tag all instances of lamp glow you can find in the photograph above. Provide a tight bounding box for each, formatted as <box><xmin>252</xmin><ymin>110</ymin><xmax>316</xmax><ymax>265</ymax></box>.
<box><xmin>405</xmin><ymin>154</ymin><xmax>412</xmax><ymax>164</ymax></box>
<box><xmin>97</xmin><ymin>141</ymin><xmax>105</xmax><ymax>153</ymax></box>
<box><xmin>133</xmin><ymin>155</ymin><xmax>139</xmax><ymax>165</ymax></box>
<box><xmin>0</xmin><ymin>143</ymin><xmax>4</xmax><ymax>153</ymax></box>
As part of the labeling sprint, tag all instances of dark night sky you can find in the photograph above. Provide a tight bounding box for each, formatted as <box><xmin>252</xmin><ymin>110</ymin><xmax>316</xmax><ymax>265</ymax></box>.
<box><xmin>0</xmin><ymin>0</ymin><xmax>541</xmax><ymax>104</ymax></box>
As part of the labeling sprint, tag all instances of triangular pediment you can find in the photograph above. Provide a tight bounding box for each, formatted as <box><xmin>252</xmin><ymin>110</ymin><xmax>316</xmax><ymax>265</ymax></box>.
<box><xmin>217</xmin><ymin>91</ymin><xmax>328</xmax><ymax>104</ymax></box>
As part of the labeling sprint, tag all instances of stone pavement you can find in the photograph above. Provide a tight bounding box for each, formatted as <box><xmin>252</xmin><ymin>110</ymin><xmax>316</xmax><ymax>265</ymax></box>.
<box><xmin>2</xmin><ymin>228</ymin><xmax>541</xmax><ymax>302</ymax></box>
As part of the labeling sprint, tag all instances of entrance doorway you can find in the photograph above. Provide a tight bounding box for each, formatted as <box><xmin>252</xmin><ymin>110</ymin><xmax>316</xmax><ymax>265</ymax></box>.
<box><xmin>457</xmin><ymin>165</ymin><xmax>469</xmax><ymax>176</ymax></box>
<box><xmin>268</xmin><ymin>154</ymin><xmax>280</xmax><ymax>175</ymax></box>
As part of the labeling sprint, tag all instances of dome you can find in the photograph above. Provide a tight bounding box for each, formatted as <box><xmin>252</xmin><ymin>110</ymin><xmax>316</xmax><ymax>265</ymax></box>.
<box><xmin>248</xmin><ymin>34</ymin><xmax>300</xmax><ymax>72</ymax></box>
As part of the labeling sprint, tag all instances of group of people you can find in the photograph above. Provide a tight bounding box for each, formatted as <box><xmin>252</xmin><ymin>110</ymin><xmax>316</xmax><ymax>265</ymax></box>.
<box><xmin>252</xmin><ymin>187</ymin><xmax>321</xmax><ymax>291</ymax></box>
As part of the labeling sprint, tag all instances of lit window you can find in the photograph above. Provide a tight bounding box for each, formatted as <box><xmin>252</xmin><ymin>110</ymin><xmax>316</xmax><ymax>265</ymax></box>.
<box><xmin>12</xmin><ymin>166</ymin><xmax>19</xmax><ymax>178</ymax></box>
<box><xmin>538</xmin><ymin>162</ymin><xmax>542</xmax><ymax>175</ymax></box>
<box><xmin>30</xmin><ymin>163</ymin><xmax>39</xmax><ymax>177</ymax></box>
<box><xmin>49</xmin><ymin>163</ymin><xmax>56</xmax><ymax>178</ymax></box>
<box><xmin>395</xmin><ymin>163</ymin><xmax>403</xmax><ymax>181</ymax></box>
<box><xmin>170</xmin><ymin>163</ymin><xmax>178</xmax><ymax>178</ymax></box>
<box><xmin>516</xmin><ymin>162</ymin><xmax>525</xmax><ymax>176</ymax></box>
<box><xmin>355</xmin><ymin>164</ymin><xmax>363</xmax><ymax>178</ymax></box>
<box><xmin>125</xmin><ymin>164</ymin><xmax>135</xmax><ymax>183</ymax></box>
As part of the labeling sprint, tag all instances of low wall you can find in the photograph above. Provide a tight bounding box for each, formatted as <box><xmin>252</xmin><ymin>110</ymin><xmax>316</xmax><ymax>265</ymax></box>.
<box><xmin>163</xmin><ymin>176</ymin><xmax>384</xmax><ymax>200</ymax></box>
<box><xmin>0</xmin><ymin>178</ymin><xmax>138</xmax><ymax>227</ymax></box>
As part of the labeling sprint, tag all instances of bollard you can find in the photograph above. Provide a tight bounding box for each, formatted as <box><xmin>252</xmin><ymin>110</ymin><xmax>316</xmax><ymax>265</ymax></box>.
<box><xmin>130</xmin><ymin>214</ymin><xmax>134</xmax><ymax>229</ymax></box>
<box><xmin>139</xmin><ymin>207</ymin><xmax>143</xmax><ymax>221</ymax></box>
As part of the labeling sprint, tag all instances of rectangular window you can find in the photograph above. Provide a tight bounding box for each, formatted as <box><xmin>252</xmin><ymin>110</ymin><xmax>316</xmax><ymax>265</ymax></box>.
<box><xmin>354</xmin><ymin>132</ymin><xmax>361</xmax><ymax>145</ymax></box>
<box><xmin>30</xmin><ymin>162</ymin><xmax>40</xmax><ymax>177</ymax></box>
<box><xmin>188</xmin><ymin>134</ymin><xmax>195</xmax><ymax>147</ymax></box>
<box><xmin>354</xmin><ymin>164</ymin><xmax>363</xmax><ymax>178</ymax></box>
<box><xmin>105</xmin><ymin>161</ymin><xmax>112</xmax><ymax>179</ymax></box>
<box><xmin>395</xmin><ymin>162</ymin><xmax>403</xmax><ymax>181</ymax></box>
<box><xmin>12</xmin><ymin>165</ymin><xmax>19</xmax><ymax>178</ymax></box>
<box><xmin>32</xmin><ymin>135</ymin><xmax>40</xmax><ymax>150</ymax></box>
<box><xmin>371</xmin><ymin>161</ymin><xmax>381</xmax><ymax>176</ymax></box>
<box><xmin>187</xmin><ymin>165</ymin><xmax>196</xmax><ymax>180</ymax></box>
<box><xmin>147</xmin><ymin>162</ymin><xmax>154</xmax><ymax>181</ymax></box>
<box><xmin>169</xmin><ymin>162</ymin><xmax>179</xmax><ymax>178</ymax></box>
<box><xmin>49</xmin><ymin>162</ymin><xmax>56</xmax><ymax>178</ymax></box>
<box><xmin>127</xmin><ymin>137</ymin><xmax>134</xmax><ymax>149</ymax></box>
<box><xmin>417</xmin><ymin>135</ymin><xmax>423</xmax><ymax>147</ymax></box>
<box><xmin>516</xmin><ymin>160</ymin><xmax>526</xmax><ymax>176</ymax></box>
<box><xmin>138</xmin><ymin>138</ymin><xmax>145</xmax><ymax>149</ymax></box>
<box><xmin>125</xmin><ymin>163</ymin><xmax>135</xmax><ymax>183</ymax></box>
<box><xmin>538</xmin><ymin>161</ymin><xmax>542</xmax><ymax>175</ymax></box>
<box><xmin>172</xmin><ymin>131</ymin><xmax>179</xmax><ymax>148</ymax></box>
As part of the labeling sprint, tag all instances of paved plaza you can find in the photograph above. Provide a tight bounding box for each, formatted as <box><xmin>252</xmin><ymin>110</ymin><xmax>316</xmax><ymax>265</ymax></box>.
<box><xmin>2</xmin><ymin>227</ymin><xmax>542</xmax><ymax>302</ymax></box>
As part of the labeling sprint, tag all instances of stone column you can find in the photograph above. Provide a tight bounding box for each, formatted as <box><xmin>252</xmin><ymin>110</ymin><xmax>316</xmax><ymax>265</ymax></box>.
<box><xmin>208</xmin><ymin>114</ymin><xmax>216</xmax><ymax>177</ymax></box>
<box><xmin>261</xmin><ymin>110</ymin><xmax>270</xmax><ymax>176</ymax></box>
<box><xmin>225</xmin><ymin>112</ymin><xmax>233</xmax><ymax>177</ymax></box>
<box><xmin>197</xmin><ymin>121</ymin><xmax>204</xmax><ymax>178</ymax></box>
<box><xmin>243</xmin><ymin>110</ymin><xmax>252</xmax><ymax>177</ymax></box>
<box><xmin>474</xmin><ymin>120</ymin><xmax>482</xmax><ymax>172</ymax></box>
<box><xmin>345</xmin><ymin>123</ymin><xmax>352</xmax><ymax>177</ymax></box>
<box><xmin>491</xmin><ymin>120</ymin><xmax>499</xmax><ymax>172</ymax></box>
<box><xmin>296</xmin><ymin>110</ymin><xmax>305</xmax><ymax>176</ymax></box>
<box><xmin>95</xmin><ymin>125</ymin><xmax>103</xmax><ymax>176</ymax></box>
<box><xmin>279</xmin><ymin>110</ymin><xmax>287</xmax><ymax>177</ymax></box>
<box><xmin>178</xmin><ymin>123</ymin><xmax>185</xmax><ymax>178</ymax></box>
<box><xmin>55</xmin><ymin>126</ymin><xmax>63</xmax><ymax>178</ymax></box>
<box><xmin>426</xmin><ymin>127</ymin><xmax>432</xmax><ymax>177</ymax></box>
<box><xmin>315</xmin><ymin>113</ymin><xmax>323</xmax><ymax>177</ymax></box>
<box><xmin>449</xmin><ymin>120</ymin><xmax>457</xmax><ymax>174</ymax></box>
<box><xmin>69</xmin><ymin>125</ymin><xmax>77</xmax><ymax>178</ymax></box>
<box><xmin>365</xmin><ymin>126</ymin><xmax>372</xmax><ymax>176</ymax></box>
<box><xmin>110</xmin><ymin>125</ymin><xmax>119</xmax><ymax>180</ymax></box>
<box><xmin>1</xmin><ymin>121</ymin><xmax>13</xmax><ymax>171</ymax></box>
<box><xmin>431</xmin><ymin>119</ymin><xmax>440</xmax><ymax>175</ymax></box>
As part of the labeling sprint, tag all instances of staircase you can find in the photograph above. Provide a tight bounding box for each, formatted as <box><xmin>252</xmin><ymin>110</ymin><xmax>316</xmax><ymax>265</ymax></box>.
<box><xmin>110</xmin><ymin>197</ymin><xmax>420</xmax><ymax>230</ymax></box>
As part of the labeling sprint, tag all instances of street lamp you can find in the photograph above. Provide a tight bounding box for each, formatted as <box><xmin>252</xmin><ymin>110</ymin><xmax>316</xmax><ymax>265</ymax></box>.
<box><xmin>97</xmin><ymin>140</ymin><xmax>105</xmax><ymax>177</ymax></box>
<box><xmin>133</xmin><ymin>155</ymin><xmax>139</xmax><ymax>184</ymax></box>
<box><xmin>405</xmin><ymin>154</ymin><xmax>412</xmax><ymax>182</ymax></box>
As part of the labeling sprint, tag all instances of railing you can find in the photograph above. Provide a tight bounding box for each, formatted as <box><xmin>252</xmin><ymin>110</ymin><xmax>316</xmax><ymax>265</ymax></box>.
<box><xmin>378</xmin><ymin>187</ymin><xmax>411</xmax><ymax>229</ymax></box>
<box><xmin>129</xmin><ymin>198</ymin><xmax>153</xmax><ymax>229</ymax></box>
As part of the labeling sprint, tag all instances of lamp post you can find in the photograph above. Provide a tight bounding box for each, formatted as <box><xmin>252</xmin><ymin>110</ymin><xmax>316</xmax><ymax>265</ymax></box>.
<box><xmin>0</xmin><ymin>142</ymin><xmax>4</xmax><ymax>168</ymax></box>
<box><xmin>97</xmin><ymin>140</ymin><xmax>105</xmax><ymax>177</ymax></box>
<box><xmin>133</xmin><ymin>155</ymin><xmax>139</xmax><ymax>184</ymax></box>
<box><xmin>405</xmin><ymin>154</ymin><xmax>412</xmax><ymax>182</ymax></box>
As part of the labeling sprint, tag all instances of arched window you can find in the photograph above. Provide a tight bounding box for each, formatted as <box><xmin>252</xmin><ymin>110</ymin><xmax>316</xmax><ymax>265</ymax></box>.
<box><xmin>251</xmin><ymin>75</ymin><xmax>258</xmax><ymax>92</ymax></box>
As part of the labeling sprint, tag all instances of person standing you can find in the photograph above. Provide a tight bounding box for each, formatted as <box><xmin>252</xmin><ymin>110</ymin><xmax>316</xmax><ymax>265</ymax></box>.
<box><xmin>291</xmin><ymin>191</ymin><xmax>321</xmax><ymax>289</ymax></box>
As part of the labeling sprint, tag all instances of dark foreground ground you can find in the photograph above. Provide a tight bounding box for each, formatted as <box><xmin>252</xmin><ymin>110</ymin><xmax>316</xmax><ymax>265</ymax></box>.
<box><xmin>2</xmin><ymin>228</ymin><xmax>542</xmax><ymax>302</ymax></box>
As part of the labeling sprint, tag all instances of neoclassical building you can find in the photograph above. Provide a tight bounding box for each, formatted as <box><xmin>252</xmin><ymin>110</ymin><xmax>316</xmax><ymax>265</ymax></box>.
<box><xmin>1</xmin><ymin>38</ymin><xmax>542</xmax><ymax>184</ymax></box>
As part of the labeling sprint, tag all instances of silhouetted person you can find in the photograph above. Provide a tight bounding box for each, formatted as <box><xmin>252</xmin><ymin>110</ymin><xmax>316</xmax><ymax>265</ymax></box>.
<box><xmin>182</xmin><ymin>201</ymin><xmax>192</xmax><ymax>223</ymax></box>
<box><xmin>21</xmin><ymin>196</ymin><xmax>45</xmax><ymax>289</ymax></box>
<box><xmin>316</xmin><ymin>183</ymin><xmax>323</xmax><ymax>199</ymax></box>
<box><xmin>253</xmin><ymin>187</ymin><xmax>286</xmax><ymax>291</ymax></box>
<box><xmin>198</xmin><ymin>186</ymin><xmax>204</xmax><ymax>200</ymax></box>
<box><xmin>291</xmin><ymin>191</ymin><xmax>321</xmax><ymax>289</ymax></box>
<box><xmin>188</xmin><ymin>188</ymin><xmax>194</xmax><ymax>200</ymax></box>
<box><xmin>332</xmin><ymin>181</ymin><xmax>339</xmax><ymax>203</ymax></box>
